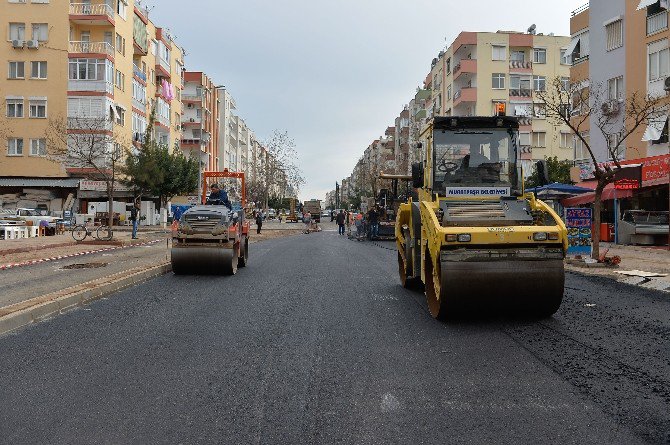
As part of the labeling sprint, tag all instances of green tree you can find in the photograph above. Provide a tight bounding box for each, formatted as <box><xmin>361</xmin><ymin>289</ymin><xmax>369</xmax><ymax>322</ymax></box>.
<box><xmin>123</xmin><ymin>109</ymin><xmax>199</xmax><ymax>210</ymax></box>
<box><xmin>525</xmin><ymin>156</ymin><xmax>574</xmax><ymax>188</ymax></box>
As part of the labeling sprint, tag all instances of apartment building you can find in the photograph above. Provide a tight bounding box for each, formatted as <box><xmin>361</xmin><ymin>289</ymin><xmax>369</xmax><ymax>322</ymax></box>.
<box><xmin>1</xmin><ymin>0</ymin><xmax>185</xmax><ymax>209</ymax></box>
<box><xmin>427</xmin><ymin>30</ymin><xmax>572</xmax><ymax>171</ymax></box>
<box><xmin>394</xmin><ymin>107</ymin><xmax>410</xmax><ymax>175</ymax></box>
<box><xmin>181</xmin><ymin>71</ymin><xmax>219</xmax><ymax>172</ymax></box>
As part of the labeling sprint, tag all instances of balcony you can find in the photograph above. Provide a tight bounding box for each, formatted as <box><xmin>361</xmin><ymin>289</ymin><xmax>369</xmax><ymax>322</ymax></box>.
<box><xmin>182</xmin><ymin>117</ymin><xmax>201</xmax><ymax>127</ymax></box>
<box><xmin>69</xmin><ymin>41</ymin><xmax>114</xmax><ymax>58</ymax></box>
<box><xmin>453</xmin><ymin>59</ymin><xmax>477</xmax><ymax>80</ymax></box>
<box><xmin>69</xmin><ymin>2</ymin><xmax>114</xmax><ymax>26</ymax></box>
<box><xmin>647</xmin><ymin>11</ymin><xmax>668</xmax><ymax>36</ymax></box>
<box><xmin>509</xmin><ymin>88</ymin><xmax>532</xmax><ymax>98</ymax></box>
<box><xmin>509</xmin><ymin>60</ymin><xmax>533</xmax><ymax>72</ymax></box>
<box><xmin>156</xmin><ymin>57</ymin><xmax>171</xmax><ymax>79</ymax></box>
<box><xmin>68</xmin><ymin>78</ymin><xmax>114</xmax><ymax>94</ymax></box>
<box><xmin>182</xmin><ymin>94</ymin><xmax>203</xmax><ymax>104</ymax></box>
<box><xmin>67</xmin><ymin>117</ymin><xmax>113</xmax><ymax>132</ymax></box>
<box><xmin>132</xmin><ymin>64</ymin><xmax>146</xmax><ymax>82</ymax></box>
<box><xmin>453</xmin><ymin>87</ymin><xmax>477</xmax><ymax>107</ymax></box>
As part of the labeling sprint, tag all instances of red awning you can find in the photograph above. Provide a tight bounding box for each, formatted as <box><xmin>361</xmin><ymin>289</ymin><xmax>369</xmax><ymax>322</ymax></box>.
<box><xmin>561</xmin><ymin>183</ymin><xmax>634</xmax><ymax>207</ymax></box>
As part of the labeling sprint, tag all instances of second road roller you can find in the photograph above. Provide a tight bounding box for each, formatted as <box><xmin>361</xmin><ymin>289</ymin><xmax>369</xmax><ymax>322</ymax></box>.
<box><xmin>396</xmin><ymin>115</ymin><xmax>568</xmax><ymax>319</ymax></box>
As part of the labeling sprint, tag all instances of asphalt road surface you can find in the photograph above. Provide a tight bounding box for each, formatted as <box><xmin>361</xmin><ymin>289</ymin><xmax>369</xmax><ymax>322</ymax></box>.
<box><xmin>1</xmin><ymin>231</ymin><xmax>668</xmax><ymax>444</ymax></box>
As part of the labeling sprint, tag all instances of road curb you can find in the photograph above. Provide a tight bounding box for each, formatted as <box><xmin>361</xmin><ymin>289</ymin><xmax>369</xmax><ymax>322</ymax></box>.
<box><xmin>0</xmin><ymin>262</ymin><xmax>172</xmax><ymax>337</ymax></box>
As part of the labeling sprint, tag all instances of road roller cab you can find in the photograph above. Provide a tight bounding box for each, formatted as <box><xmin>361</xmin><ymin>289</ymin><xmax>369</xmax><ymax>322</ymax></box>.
<box><xmin>396</xmin><ymin>116</ymin><xmax>568</xmax><ymax>319</ymax></box>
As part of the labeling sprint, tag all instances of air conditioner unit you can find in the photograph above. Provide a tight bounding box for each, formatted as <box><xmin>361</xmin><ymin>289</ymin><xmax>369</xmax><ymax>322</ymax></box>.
<box><xmin>601</xmin><ymin>100</ymin><xmax>620</xmax><ymax>116</ymax></box>
<box><xmin>26</xmin><ymin>40</ymin><xmax>39</xmax><ymax>49</ymax></box>
<box><xmin>12</xmin><ymin>40</ymin><xmax>24</xmax><ymax>48</ymax></box>
<box><xmin>664</xmin><ymin>77</ymin><xmax>670</xmax><ymax>92</ymax></box>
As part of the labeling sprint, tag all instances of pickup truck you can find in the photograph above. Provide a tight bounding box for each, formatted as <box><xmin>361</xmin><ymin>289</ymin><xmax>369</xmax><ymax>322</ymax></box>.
<box><xmin>11</xmin><ymin>208</ymin><xmax>62</xmax><ymax>224</ymax></box>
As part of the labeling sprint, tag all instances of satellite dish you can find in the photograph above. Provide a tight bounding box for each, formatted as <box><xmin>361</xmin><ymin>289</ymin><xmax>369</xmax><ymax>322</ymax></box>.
<box><xmin>528</xmin><ymin>24</ymin><xmax>537</xmax><ymax>35</ymax></box>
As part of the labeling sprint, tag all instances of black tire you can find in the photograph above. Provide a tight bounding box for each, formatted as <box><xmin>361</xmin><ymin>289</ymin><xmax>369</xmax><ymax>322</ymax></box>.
<box><xmin>425</xmin><ymin>253</ymin><xmax>449</xmax><ymax>320</ymax></box>
<box><xmin>222</xmin><ymin>249</ymin><xmax>238</xmax><ymax>276</ymax></box>
<box><xmin>96</xmin><ymin>225</ymin><xmax>113</xmax><ymax>241</ymax></box>
<box><xmin>238</xmin><ymin>238</ymin><xmax>249</xmax><ymax>268</ymax></box>
<box><xmin>398</xmin><ymin>252</ymin><xmax>421</xmax><ymax>290</ymax></box>
<box><xmin>72</xmin><ymin>225</ymin><xmax>88</xmax><ymax>242</ymax></box>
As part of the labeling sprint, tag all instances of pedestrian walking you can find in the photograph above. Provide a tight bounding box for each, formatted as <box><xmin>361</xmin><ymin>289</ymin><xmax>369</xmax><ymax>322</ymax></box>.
<box><xmin>355</xmin><ymin>212</ymin><xmax>365</xmax><ymax>240</ymax></box>
<box><xmin>130</xmin><ymin>201</ymin><xmax>140</xmax><ymax>239</ymax></box>
<box><xmin>255</xmin><ymin>212</ymin><xmax>263</xmax><ymax>234</ymax></box>
<box><xmin>336</xmin><ymin>210</ymin><xmax>346</xmax><ymax>235</ymax></box>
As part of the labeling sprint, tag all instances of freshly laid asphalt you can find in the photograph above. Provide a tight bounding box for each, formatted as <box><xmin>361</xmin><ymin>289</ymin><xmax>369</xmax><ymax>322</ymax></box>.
<box><xmin>0</xmin><ymin>228</ymin><xmax>668</xmax><ymax>444</ymax></box>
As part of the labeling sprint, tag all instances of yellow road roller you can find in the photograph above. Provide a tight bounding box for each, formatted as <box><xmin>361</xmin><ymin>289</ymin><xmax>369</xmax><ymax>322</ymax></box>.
<box><xmin>396</xmin><ymin>116</ymin><xmax>568</xmax><ymax>319</ymax></box>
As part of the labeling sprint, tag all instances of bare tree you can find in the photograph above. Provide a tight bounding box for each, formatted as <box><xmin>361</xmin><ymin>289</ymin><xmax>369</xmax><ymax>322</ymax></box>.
<box><xmin>251</xmin><ymin>130</ymin><xmax>304</xmax><ymax>209</ymax></box>
<box><xmin>45</xmin><ymin>114</ymin><xmax>128</xmax><ymax>229</ymax></box>
<box><xmin>537</xmin><ymin>76</ymin><xmax>665</xmax><ymax>259</ymax></box>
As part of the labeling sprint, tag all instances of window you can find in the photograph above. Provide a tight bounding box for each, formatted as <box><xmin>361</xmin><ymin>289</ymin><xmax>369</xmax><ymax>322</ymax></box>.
<box><xmin>532</xmin><ymin>132</ymin><xmax>546</xmax><ymax>148</ymax></box>
<box><xmin>31</xmin><ymin>23</ymin><xmax>48</xmax><ymax>41</ymax></box>
<box><xmin>6</xmin><ymin>98</ymin><xmax>23</xmax><ymax>118</ymax></box>
<box><xmin>561</xmin><ymin>77</ymin><xmax>570</xmax><ymax>91</ymax></box>
<box><xmin>116</xmin><ymin>0</ymin><xmax>127</xmax><ymax>19</ymax></box>
<box><xmin>9</xmin><ymin>23</ymin><xmax>25</xmax><ymax>40</ymax></box>
<box><xmin>446</xmin><ymin>57</ymin><xmax>451</xmax><ymax>73</ymax></box>
<box><xmin>7</xmin><ymin>138</ymin><xmax>24</xmax><ymax>156</ymax></box>
<box><xmin>31</xmin><ymin>61</ymin><xmax>47</xmax><ymax>79</ymax></box>
<box><xmin>560</xmin><ymin>49</ymin><xmax>569</xmax><ymax>65</ymax></box>
<box><xmin>533</xmin><ymin>103</ymin><xmax>546</xmax><ymax>118</ymax></box>
<box><xmin>115</xmin><ymin>33</ymin><xmax>125</xmax><ymax>55</ymax></box>
<box><xmin>608</xmin><ymin>76</ymin><xmax>624</xmax><ymax>101</ymax></box>
<box><xmin>519</xmin><ymin>132</ymin><xmax>531</xmax><ymax>147</ymax></box>
<box><xmin>68</xmin><ymin>58</ymin><xmax>110</xmax><ymax>81</ymax></box>
<box><xmin>560</xmin><ymin>132</ymin><xmax>571</xmax><ymax>148</ymax></box>
<box><xmin>446</xmin><ymin>85</ymin><xmax>452</xmax><ymax>100</ymax></box>
<box><xmin>8</xmin><ymin>61</ymin><xmax>24</xmax><ymax>79</ymax></box>
<box><xmin>492</xmin><ymin>73</ymin><xmax>505</xmax><ymax>89</ymax></box>
<box><xmin>29</xmin><ymin>138</ymin><xmax>46</xmax><ymax>156</ymax></box>
<box><xmin>115</xmin><ymin>70</ymin><xmax>125</xmax><ymax>90</ymax></box>
<box><xmin>648</xmin><ymin>47</ymin><xmax>670</xmax><ymax>81</ymax></box>
<box><xmin>151</xmin><ymin>40</ymin><xmax>158</xmax><ymax>56</ymax></box>
<box><xmin>533</xmin><ymin>75</ymin><xmax>546</xmax><ymax>92</ymax></box>
<box><xmin>514</xmin><ymin>104</ymin><xmax>532</xmax><ymax>117</ymax></box>
<box><xmin>104</xmin><ymin>31</ymin><xmax>113</xmax><ymax>46</ymax></box>
<box><xmin>510</xmin><ymin>50</ymin><xmax>525</xmax><ymax>62</ymax></box>
<box><xmin>115</xmin><ymin>106</ymin><xmax>125</xmax><ymax>126</ymax></box>
<box><xmin>606</xmin><ymin>19</ymin><xmax>623</xmax><ymax>51</ymax></box>
<box><xmin>492</xmin><ymin>45</ymin><xmax>506</xmax><ymax>61</ymax></box>
<box><xmin>575</xmin><ymin>132</ymin><xmax>590</xmax><ymax>160</ymax></box>
<box><xmin>492</xmin><ymin>101</ymin><xmax>506</xmax><ymax>116</ymax></box>
<box><xmin>80</xmin><ymin>31</ymin><xmax>90</xmax><ymax>42</ymax></box>
<box><xmin>29</xmin><ymin>99</ymin><xmax>46</xmax><ymax>118</ymax></box>
<box><xmin>533</xmin><ymin>48</ymin><xmax>547</xmax><ymax>64</ymax></box>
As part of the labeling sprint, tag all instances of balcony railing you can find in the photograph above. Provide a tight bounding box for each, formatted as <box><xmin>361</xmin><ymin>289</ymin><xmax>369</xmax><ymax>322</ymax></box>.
<box><xmin>133</xmin><ymin>64</ymin><xmax>146</xmax><ymax>82</ymax></box>
<box><xmin>182</xmin><ymin>94</ymin><xmax>203</xmax><ymax>102</ymax></box>
<box><xmin>69</xmin><ymin>2</ymin><xmax>114</xmax><ymax>20</ymax></box>
<box><xmin>68</xmin><ymin>79</ymin><xmax>114</xmax><ymax>94</ymax></box>
<box><xmin>509</xmin><ymin>88</ymin><xmax>532</xmax><ymax>97</ymax></box>
<box><xmin>509</xmin><ymin>60</ymin><xmax>532</xmax><ymax>70</ymax></box>
<box><xmin>67</xmin><ymin>117</ymin><xmax>113</xmax><ymax>131</ymax></box>
<box><xmin>156</xmin><ymin>57</ymin><xmax>170</xmax><ymax>76</ymax></box>
<box><xmin>69</xmin><ymin>41</ymin><xmax>114</xmax><ymax>57</ymax></box>
<box><xmin>647</xmin><ymin>11</ymin><xmax>668</xmax><ymax>36</ymax></box>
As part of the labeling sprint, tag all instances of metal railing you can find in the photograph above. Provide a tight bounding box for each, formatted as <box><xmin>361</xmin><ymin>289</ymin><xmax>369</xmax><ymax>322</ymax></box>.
<box><xmin>571</xmin><ymin>3</ymin><xmax>589</xmax><ymax>17</ymax></box>
<box><xmin>509</xmin><ymin>60</ymin><xmax>533</xmax><ymax>69</ymax></box>
<box><xmin>69</xmin><ymin>41</ymin><xmax>114</xmax><ymax>57</ymax></box>
<box><xmin>647</xmin><ymin>11</ymin><xmax>668</xmax><ymax>36</ymax></box>
<box><xmin>69</xmin><ymin>2</ymin><xmax>114</xmax><ymax>19</ymax></box>
<box><xmin>157</xmin><ymin>57</ymin><xmax>171</xmax><ymax>75</ymax></box>
<box><xmin>509</xmin><ymin>88</ymin><xmax>532</xmax><ymax>97</ymax></box>
<box><xmin>133</xmin><ymin>64</ymin><xmax>146</xmax><ymax>82</ymax></box>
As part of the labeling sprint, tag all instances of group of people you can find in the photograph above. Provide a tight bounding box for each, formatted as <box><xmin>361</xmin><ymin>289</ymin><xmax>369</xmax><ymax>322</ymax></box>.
<box><xmin>332</xmin><ymin>206</ymin><xmax>383</xmax><ymax>240</ymax></box>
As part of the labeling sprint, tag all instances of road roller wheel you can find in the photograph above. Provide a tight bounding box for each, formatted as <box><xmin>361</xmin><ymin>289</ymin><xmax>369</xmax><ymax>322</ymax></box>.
<box><xmin>425</xmin><ymin>253</ymin><xmax>449</xmax><ymax>320</ymax></box>
<box><xmin>238</xmin><ymin>238</ymin><xmax>249</xmax><ymax>268</ymax></box>
<box><xmin>222</xmin><ymin>247</ymin><xmax>238</xmax><ymax>275</ymax></box>
<box><xmin>398</xmin><ymin>251</ymin><xmax>420</xmax><ymax>291</ymax></box>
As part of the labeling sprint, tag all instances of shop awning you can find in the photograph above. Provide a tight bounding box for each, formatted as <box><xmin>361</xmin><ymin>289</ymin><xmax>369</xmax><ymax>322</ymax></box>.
<box><xmin>641</xmin><ymin>116</ymin><xmax>667</xmax><ymax>142</ymax></box>
<box><xmin>637</xmin><ymin>0</ymin><xmax>659</xmax><ymax>10</ymax></box>
<box><xmin>561</xmin><ymin>183</ymin><xmax>633</xmax><ymax>207</ymax></box>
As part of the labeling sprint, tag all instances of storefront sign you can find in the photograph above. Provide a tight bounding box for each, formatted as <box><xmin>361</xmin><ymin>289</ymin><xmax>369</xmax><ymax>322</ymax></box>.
<box><xmin>79</xmin><ymin>180</ymin><xmax>130</xmax><ymax>192</ymax></box>
<box><xmin>565</xmin><ymin>207</ymin><xmax>592</xmax><ymax>256</ymax></box>
<box><xmin>579</xmin><ymin>154</ymin><xmax>670</xmax><ymax>186</ymax></box>
<box><xmin>614</xmin><ymin>165</ymin><xmax>642</xmax><ymax>190</ymax></box>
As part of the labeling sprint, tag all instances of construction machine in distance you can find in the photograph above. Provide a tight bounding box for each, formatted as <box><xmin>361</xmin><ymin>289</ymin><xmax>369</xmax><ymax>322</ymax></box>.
<box><xmin>373</xmin><ymin>173</ymin><xmax>414</xmax><ymax>240</ymax></box>
<box><xmin>396</xmin><ymin>115</ymin><xmax>568</xmax><ymax>319</ymax></box>
<box><xmin>171</xmin><ymin>170</ymin><xmax>250</xmax><ymax>275</ymax></box>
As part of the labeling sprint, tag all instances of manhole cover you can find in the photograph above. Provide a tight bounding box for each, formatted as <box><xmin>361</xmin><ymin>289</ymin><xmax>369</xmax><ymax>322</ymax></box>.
<box><xmin>62</xmin><ymin>262</ymin><xmax>108</xmax><ymax>270</ymax></box>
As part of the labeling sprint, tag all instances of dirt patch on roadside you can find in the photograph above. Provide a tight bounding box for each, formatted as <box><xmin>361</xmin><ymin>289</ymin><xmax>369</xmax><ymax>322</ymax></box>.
<box><xmin>249</xmin><ymin>229</ymin><xmax>303</xmax><ymax>244</ymax></box>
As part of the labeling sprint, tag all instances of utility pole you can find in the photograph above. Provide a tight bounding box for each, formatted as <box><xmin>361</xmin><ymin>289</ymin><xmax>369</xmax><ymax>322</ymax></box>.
<box><xmin>335</xmin><ymin>182</ymin><xmax>340</xmax><ymax>210</ymax></box>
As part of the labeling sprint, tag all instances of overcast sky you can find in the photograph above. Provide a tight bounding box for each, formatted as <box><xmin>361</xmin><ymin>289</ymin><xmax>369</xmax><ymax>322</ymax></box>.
<box><xmin>150</xmin><ymin>0</ymin><xmax>586</xmax><ymax>202</ymax></box>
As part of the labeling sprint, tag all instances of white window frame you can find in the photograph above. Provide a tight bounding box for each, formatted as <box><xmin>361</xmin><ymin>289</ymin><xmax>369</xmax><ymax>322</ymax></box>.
<box><xmin>7</xmin><ymin>138</ymin><xmax>24</xmax><ymax>156</ymax></box>
<box><xmin>648</xmin><ymin>46</ymin><xmax>670</xmax><ymax>82</ymax></box>
<box><xmin>510</xmin><ymin>50</ymin><xmax>525</xmax><ymax>62</ymax></box>
<box><xmin>29</xmin><ymin>98</ymin><xmax>47</xmax><ymax>118</ymax></box>
<box><xmin>115</xmin><ymin>105</ymin><xmax>125</xmax><ymax>126</ymax></box>
<box><xmin>608</xmin><ymin>76</ymin><xmax>624</xmax><ymax>101</ymax></box>
<box><xmin>9</xmin><ymin>23</ymin><xmax>26</xmax><ymax>41</ymax></box>
<box><xmin>492</xmin><ymin>73</ymin><xmax>506</xmax><ymax>89</ymax></box>
<box><xmin>533</xmin><ymin>75</ymin><xmax>546</xmax><ymax>92</ymax></box>
<box><xmin>29</xmin><ymin>138</ymin><xmax>46</xmax><ymax>156</ymax></box>
<box><xmin>6</xmin><ymin>98</ymin><xmax>24</xmax><ymax>118</ymax></box>
<box><xmin>605</xmin><ymin>19</ymin><xmax>623</xmax><ymax>52</ymax></box>
<box><xmin>575</xmin><ymin>132</ymin><xmax>590</xmax><ymax>160</ymax></box>
<box><xmin>533</xmin><ymin>48</ymin><xmax>547</xmax><ymax>64</ymax></box>
<box><xmin>492</xmin><ymin>45</ymin><xmax>507</xmax><ymax>61</ymax></box>
<box><xmin>30</xmin><ymin>61</ymin><xmax>47</xmax><ymax>79</ymax></box>
<box><xmin>31</xmin><ymin>23</ymin><xmax>48</xmax><ymax>41</ymax></box>
<box><xmin>560</xmin><ymin>132</ymin><xmax>571</xmax><ymax>148</ymax></box>
<box><xmin>8</xmin><ymin>61</ymin><xmax>25</xmax><ymax>79</ymax></box>
<box><xmin>533</xmin><ymin>103</ymin><xmax>546</xmax><ymax>119</ymax></box>
<box><xmin>519</xmin><ymin>132</ymin><xmax>531</xmax><ymax>146</ymax></box>
<box><xmin>532</xmin><ymin>132</ymin><xmax>546</xmax><ymax>148</ymax></box>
